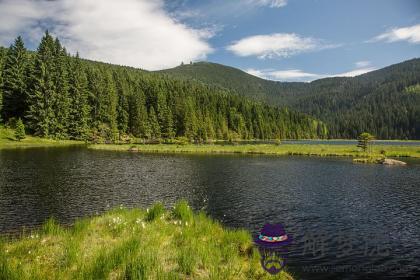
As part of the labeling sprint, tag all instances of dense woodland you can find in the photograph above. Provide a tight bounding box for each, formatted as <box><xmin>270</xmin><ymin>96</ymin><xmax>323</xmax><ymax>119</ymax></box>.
<box><xmin>161</xmin><ymin>60</ymin><xmax>420</xmax><ymax>139</ymax></box>
<box><xmin>0</xmin><ymin>32</ymin><xmax>328</xmax><ymax>142</ymax></box>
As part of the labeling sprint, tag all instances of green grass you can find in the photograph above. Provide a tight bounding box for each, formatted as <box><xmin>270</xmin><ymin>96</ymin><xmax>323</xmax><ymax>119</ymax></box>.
<box><xmin>89</xmin><ymin>142</ymin><xmax>420</xmax><ymax>158</ymax></box>
<box><xmin>0</xmin><ymin>201</ymin><xmax>293</xmax><ymax>280</ymax></box>
<box><xmin>0</xmin><ymin>126</ymin><xmax>83</xmax><ymax>150</ymax></box>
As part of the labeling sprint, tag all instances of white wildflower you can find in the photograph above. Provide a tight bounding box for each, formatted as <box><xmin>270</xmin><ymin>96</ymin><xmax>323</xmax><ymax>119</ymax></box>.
<box><xmin>141</xmin><ymin>222</ymin><xmax>146</xmax><ymax>229</ymax></box>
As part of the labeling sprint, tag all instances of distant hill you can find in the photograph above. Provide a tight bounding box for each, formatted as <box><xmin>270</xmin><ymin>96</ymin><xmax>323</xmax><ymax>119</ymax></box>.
<box><xmin>158</xmin><ymin>59</ymin><xmax>420</xmax><ymax>139</ymax></box>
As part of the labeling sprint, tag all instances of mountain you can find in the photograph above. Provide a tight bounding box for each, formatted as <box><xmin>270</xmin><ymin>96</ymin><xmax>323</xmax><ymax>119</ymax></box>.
<box><xmin>157</xmin><ymin>62</ymin><xmax>302</xmax><ymax>101</ymax></box>
<box><xmin>158</xmin><ymin>59</ymin><xmax>420</xmax><ymax>139</ymax></box>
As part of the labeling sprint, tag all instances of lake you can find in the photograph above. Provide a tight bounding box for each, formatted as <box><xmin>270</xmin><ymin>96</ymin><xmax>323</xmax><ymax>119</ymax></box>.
<box><xmin>1</xmin><ymin>147</ymin><xmax>419</xmax><ymax>279</ymax></box>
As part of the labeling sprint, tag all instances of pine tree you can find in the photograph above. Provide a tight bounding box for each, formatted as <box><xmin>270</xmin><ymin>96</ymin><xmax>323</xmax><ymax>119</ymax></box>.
<box><xmin>27</xmin><ymin>31</ymin><xmax>56</xmax><ymax>136</ymax></box>
<box><xmin>117</xmin><ymin>93</ymin><xmax>129</xmax><ymax>134</ymax></box>
<box><xmin>15</xmin><ymin>118</ymin><xmax>25</xmax><ymax>141</ymax></box>
<box><xmin>68</xmin><ymin>53</ymin><xmax>90</xmax><ymax>140</ymax></box>
<box><xmin>0</xmin><ymin>49</ymin><xmax>4</xmax><ymax>122</ymax></box>
<box><xmin>357</xmin><ymin>132</ymin><xmax>375</xmax><ymax>153</ymax></box>
<box><xmin>2</xmin><ymin>36</ymin><xmax>28</xmax><ymax>121</ymax></box>
<box><xmin>50</xmin><ymin>38</ymin><xmax>70</xmax><ymax>138</ymax></box>
<box><xmin>104</xmin><ymin>71</ymin><xmax>118</xmax><ymax>141</ymax></box>
<box><xmin>148</xmin><ymin>107</ymin><xmax>161</xmax><ymax>139</ymax></box>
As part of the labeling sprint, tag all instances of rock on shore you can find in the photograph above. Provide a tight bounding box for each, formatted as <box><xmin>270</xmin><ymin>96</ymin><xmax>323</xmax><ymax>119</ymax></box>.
<box><xmin>381</xmin><ymin>158</ymin><xmax>407</xmax><ymax>165</ymax></box>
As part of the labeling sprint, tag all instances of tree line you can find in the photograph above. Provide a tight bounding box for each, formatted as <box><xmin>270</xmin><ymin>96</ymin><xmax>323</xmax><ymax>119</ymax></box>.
<box><xmin>0</xmin><ymin>32</ymin><xmax>328</xmax><ymax>142</ymax></box>
<box><xmin>161</xmin><ymin>59</ymin><xmax>420</xmax><ymax>140</ymax></box>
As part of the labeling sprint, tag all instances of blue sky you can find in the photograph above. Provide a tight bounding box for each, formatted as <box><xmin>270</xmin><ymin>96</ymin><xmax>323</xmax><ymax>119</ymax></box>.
<box><xmin>0</xmin><ymin>0</ymin><xmax>419</xmax><ymax>81</ymax></box>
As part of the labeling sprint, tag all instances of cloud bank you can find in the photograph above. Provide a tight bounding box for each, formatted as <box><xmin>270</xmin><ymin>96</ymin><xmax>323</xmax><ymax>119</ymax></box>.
<box><xmin>371</xmin><ymin>24</ymin><xmax>420</xmax><ymax>44</ymax></box>
<box><xmin>246</xmin><ymin>63</ymin><xmax>376</xmax><ymax>82</ymax></box>
<box><xmin>0</xmin><ymin>0</ymin><xmax>213</xmax><ymax>70</ymax></box>
<box><xmin>227</xmin><ymin>33</ymin><xmax>335</xmax><ymax>59</ymax></box>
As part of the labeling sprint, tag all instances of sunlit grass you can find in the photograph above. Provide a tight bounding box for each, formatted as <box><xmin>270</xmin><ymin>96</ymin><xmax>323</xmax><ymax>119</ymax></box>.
<box><xmin>0</xmin><ymin>126</ymin><xmax>83</xmax><ymax>150</ymax></box>
<box><xmin>89</xmin><ymin>142</ymin><xmax>420</xmax><ymax>158</ymax></box>
<box><xmin>0</xmin><ymin>201</ymin><xmax>293</xmax><ymax>280</ymax></box>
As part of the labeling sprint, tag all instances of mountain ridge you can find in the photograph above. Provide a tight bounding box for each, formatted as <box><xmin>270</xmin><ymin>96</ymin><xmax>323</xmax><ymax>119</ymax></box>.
<box><xmin>157</xmin><ymin>58</ymin><xmax>420</xmax><ymax>139</ymax></box>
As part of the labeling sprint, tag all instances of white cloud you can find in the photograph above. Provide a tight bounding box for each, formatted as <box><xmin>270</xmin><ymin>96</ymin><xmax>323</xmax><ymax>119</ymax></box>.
<box><xmin>246</xmin><ymin>68</ymin><xmax>322</xmax><ymax>82</ymax></box>
<box><xmin>371</xmin><ymin>24</ymin><xmax>420</xmax><ymax>44</ymax></box>
<box><xmin>247</xmin><ymin>0</ymin><xmax>288</xmax><ymax>8</ymax></box>
<box><xmin>246</xmin><ymin>64</ymin><xmax>376</xmax><ymax>82</ymax></box>
<box><xmin>227</xmin><ymin>33</ymin><xmax>336</xmax><ymax>59</ymax></box>
<box><xmin>0</xmin><ymin>0</ymin><xmax>213</xmax><ymax>70</ymax></box>
<box><xmin>333</xmin><ymin>67</ymin><xmax>376</xmax><ymax>77</ymax></box>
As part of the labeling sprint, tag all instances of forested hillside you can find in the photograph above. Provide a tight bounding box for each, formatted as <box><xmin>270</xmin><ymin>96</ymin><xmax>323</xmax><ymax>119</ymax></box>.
<box><xmin>0</xmin><ymin>33</ymin><xmax>327</xmax><ymax>142</ymax></box>
<box><xmin>160</xmin><ymin>60</ymin><xmax>420</xmax><ymax>139</ymax></box>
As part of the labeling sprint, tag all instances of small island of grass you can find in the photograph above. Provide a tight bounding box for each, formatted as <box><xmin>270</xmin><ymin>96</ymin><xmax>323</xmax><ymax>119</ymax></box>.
<box><xmin>0</xmin><ymin>201</ymin><xmax>293</xmax><ymax>280</ymax></box>
<box><xmin>88</xmin><ymin>142</ymin><xmax>420</xmax><ymax>159</ymax></box>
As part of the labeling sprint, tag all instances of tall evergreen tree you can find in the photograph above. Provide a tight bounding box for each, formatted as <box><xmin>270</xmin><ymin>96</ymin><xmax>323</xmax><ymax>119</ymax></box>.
<box><xmin>2</xmin><ymin>36</ymin><xmax>28</xmax><ymax>121</ymax></box>
<box><xmin>26</xmin><ymin>31</ymin><xmax>56</xmax><ymax>136</ymax></box>
<box><xmin>0</xmin><ymin>48</ymin><xmax>4</xmax><ymax>122</ymax></box>
<box><xmin>148</xmin><ymin>107</ymin><xmax>161</xmax><ymax>139</ymax></box>
<box><xmin>68</xmin><ymin>53</ymin><xmax>89</xmax><ymax>139</ymax></box>
<box><xmin>50</xmin><ymin>38</ymin><xmax>70</xmax><ymax>138</ymax></box>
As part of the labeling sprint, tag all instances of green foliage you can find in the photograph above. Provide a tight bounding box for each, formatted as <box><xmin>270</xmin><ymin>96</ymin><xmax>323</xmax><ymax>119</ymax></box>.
<box><xmin>26</xmin><ymin>31</ymin><xmax>57</xmax><ymax>137</ymax></box>
<box><xmin>145</xmin><ymin>202</ymin><xmax>165</xmax><ymax>221</ymax></box>
<box><xmin>0</xmin><ymin>32</ymin><xmax>328</xmax><ymax>142</ymax></box>
<box><xmin>67</xmin><ymin>53</ymin><xmax>90</xmax><ymax>140</ymax></box>
<box><xmin>357</xmin><ymin>132</ymin><xmax>375</xmax><ymax>152</ymax></box>
<box><xmin>172</xmin><ymin>200</ymin><xmax>193</xmax><ymax>223</ymax></box>
<box><xmin>14</xmin><ymin>118</ymin><xmax>25</xmax><ymax>141</ymax></box>
<box><xmin>160</xmin><ymin>60</ymin><xmax>420</xmax><ymax>139</ymax></box>
<box><xmin>41</xmin><ymin>217</ymin><xmax>63</xmax><ymax>235</ymax></box>
<box><xmin>1</xmin><ymin>36</ymin><xmax>28</xmax><ymax>122</ymax></box>
<box><xmin>404</xmin><ymin>84</ymin><xmax>420</xmax><ymax>94</ymax></box>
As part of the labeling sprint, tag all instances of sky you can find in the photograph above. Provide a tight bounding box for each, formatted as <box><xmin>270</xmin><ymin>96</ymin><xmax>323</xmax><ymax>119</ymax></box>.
<box><xmin>0</xmin><ymin>0</ymin><xmax>419</xmax><ymax>81</ymax></box>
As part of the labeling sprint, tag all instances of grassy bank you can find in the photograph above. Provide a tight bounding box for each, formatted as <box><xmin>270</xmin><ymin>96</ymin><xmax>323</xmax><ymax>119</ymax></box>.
<box><xmin>89</xmin><ymin>143</ymin><xmax>420</xmax><ymax>158</ymax></box>
<box><xmin>0</xmin><ymin>201</ymin><xmax>293</xmax><ymax>280</ymax></box>
<box><xmin>0</xmin><ymin>126</ymin><xmax>83</xmax><ymax>150</ymax></box>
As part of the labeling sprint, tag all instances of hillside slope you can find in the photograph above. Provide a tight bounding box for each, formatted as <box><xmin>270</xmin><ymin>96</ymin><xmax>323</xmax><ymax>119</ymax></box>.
<box><xmin>159</xmin><ymin>59</ymin><xmax>420</xmax><ymax>139</ymax></box>
<box><xmin>0</xmin><ymin>34</ymin><xmax>328</xmax><ymax>142</ymax></box>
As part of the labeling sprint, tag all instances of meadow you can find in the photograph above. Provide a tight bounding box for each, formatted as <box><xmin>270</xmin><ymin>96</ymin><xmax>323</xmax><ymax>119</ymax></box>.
<box><xmin>0</xmin><ymin>126</ymin><xmax>82</xmax><ymax>150</ymax></box>
<box><xmin>0</xmin><ymin>201</ymin><xmax>292</xmax><ymax>280</ymax></box>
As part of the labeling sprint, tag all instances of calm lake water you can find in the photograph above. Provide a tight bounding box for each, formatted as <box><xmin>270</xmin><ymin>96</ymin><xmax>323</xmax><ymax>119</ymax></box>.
<box><xmin>1</xmin><ymin>147</ymin><xmax>419</xmax><ymax>279</ymax></box>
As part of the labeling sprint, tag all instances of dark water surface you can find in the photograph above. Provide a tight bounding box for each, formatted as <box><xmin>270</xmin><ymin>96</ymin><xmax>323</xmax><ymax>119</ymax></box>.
<box><xmin>1</xmin><ymin>147</ymin><xmax>419</xmax><ymax>279</ymax></box>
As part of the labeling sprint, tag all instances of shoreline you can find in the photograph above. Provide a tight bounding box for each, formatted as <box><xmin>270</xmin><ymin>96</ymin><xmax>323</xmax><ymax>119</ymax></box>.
<box><xmin>88</xmin><ymin>143</ymin><xmax>420</xmax><ymax>158</ymax></box>
<box><xmin>0</xmin><ymin>126</ymin><xmax>83</xmax><ymax>150</ymax></box>
<box><xmin>0</xmin><ymin>201</ymin><xmax>293</xmax><ymax>280</ymax></box>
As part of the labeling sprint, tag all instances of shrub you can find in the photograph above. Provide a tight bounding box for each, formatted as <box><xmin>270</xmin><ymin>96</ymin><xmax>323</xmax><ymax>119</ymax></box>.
<box><xmin>14</xmin><ymin>118</ymin><xmax>25</xmax><ymax>141</ymax></box>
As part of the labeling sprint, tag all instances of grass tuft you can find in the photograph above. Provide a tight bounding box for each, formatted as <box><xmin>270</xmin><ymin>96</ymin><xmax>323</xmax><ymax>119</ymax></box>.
<box><xmin>41</xmin><ymin>217</ymin><xmax>63</xmax><ymax>235</ymax></box>
<box><xmin>172</xmin><ymin>200</ymin><xmax>193</xmax><ymax>223</ymax></box>
<box><xmin>145</xmin><ymin>202</ymin><xmax>165</xmax><ymax>222</ymax></box>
